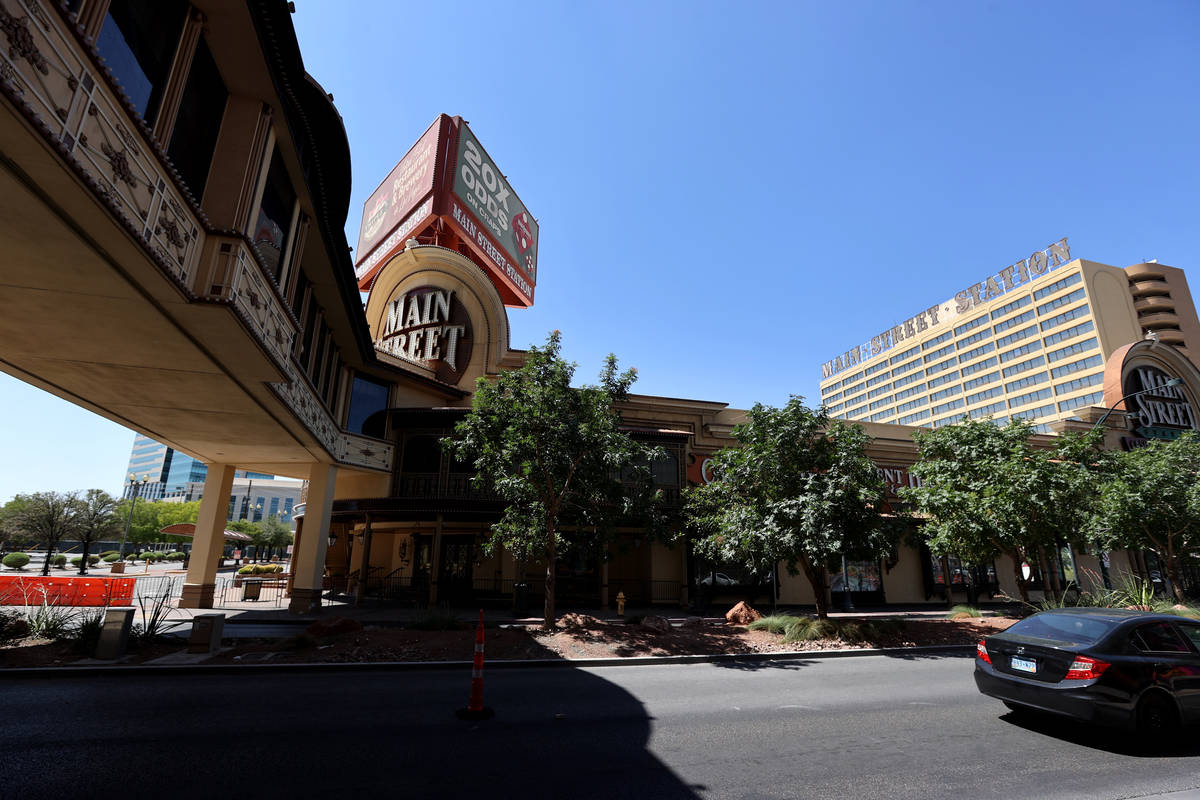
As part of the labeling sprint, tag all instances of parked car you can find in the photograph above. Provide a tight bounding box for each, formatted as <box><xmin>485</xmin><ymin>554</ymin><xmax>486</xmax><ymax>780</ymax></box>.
<box><xmin>698</xmin><ymin>572</ymin><xmax>737</xmax><ymax>586</ymax></box>
<box><xmin>975</xmin><ymin>608</ymin><xmax>1200</xmax><ymax>737</ymax></box>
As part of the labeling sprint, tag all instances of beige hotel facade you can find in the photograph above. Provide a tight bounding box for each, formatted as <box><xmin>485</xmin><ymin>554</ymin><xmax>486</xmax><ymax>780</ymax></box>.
<box><xmin>818</xmin><ymin>241</ymin><xmax>1200</xmax><ymax>431</ymax></box>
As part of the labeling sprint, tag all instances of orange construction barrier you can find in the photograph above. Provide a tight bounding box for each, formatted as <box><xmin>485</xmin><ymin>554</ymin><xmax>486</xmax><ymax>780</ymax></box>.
<box><xmin>0</xmin><ymin>576</ymin><xmax>136</xmax><ymax>606</ymax></box>
<box><xmin>456</xmin><ymin>609</ymin><xmax>494</xmax><ymax>720</ymax></box>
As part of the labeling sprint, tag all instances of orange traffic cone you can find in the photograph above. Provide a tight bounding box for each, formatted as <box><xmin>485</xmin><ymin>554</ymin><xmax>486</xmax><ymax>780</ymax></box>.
<box><xmin>456</xmin><ymin>609</ymin><xmax>494</xmax><ymax>720</ymax></box>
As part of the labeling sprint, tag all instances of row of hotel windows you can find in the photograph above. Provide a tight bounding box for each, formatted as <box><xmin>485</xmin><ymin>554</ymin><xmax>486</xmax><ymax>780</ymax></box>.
<box><xmin>829</xmin><ymin>324</ymin><xmax>1103</xmax><ymax>426</ymax></box>
<box><xmin>823</xmin><ymin>271</ymin><xmax>1084</xmax><ymax>398</ymax></box>
<box><xmin>87</xmin><ymin>1</ymin><xmax>379</xmax><ymax>435</ymax></box>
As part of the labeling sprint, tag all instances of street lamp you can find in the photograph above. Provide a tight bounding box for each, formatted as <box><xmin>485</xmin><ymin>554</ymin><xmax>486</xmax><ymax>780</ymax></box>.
<box><xmin>1089</xmin><ymin>377</ymin><xmax>1184</xmax><ymax>433</ymax></box>
<box><xmin>1085</xmin><ymin>376</ymin><xmax>1184</xmax><ymax>589</ymax></box>
<box><xmin>118</xmin><ymin>473</ymin><xmax>150</xmax><ymax>562</ymax></box>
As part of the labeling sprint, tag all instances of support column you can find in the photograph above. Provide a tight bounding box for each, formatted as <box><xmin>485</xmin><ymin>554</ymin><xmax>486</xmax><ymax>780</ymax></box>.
<box><xmin>180</xmin><ymin>464</ymin><xmax>236</xmax><ymax>608</ymax></box>
<box><xmin>355</xmin><ymin>514</ymin><xmax>374</xmax><ymax>607</ymax></box>
<box><xmin>289</xmin><ymin>463</ymin><xmax>337</xmax><ymax>614</ymax></box>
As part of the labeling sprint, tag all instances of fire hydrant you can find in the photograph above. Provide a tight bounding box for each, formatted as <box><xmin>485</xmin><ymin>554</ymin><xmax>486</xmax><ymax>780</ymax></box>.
<box><xmin>616</xmin><ymin>591</ymin><xmax>626</xmax><ymax>618</ymax></box>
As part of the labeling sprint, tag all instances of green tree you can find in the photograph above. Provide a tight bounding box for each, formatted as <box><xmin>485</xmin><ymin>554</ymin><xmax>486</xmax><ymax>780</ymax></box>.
<box><xmin>446</xmin><ymin>330</ymin><xmax>660</xmax><ymax>629</ymax></box>
<box><xmin>685</xmin><ymin>398</ymin><xmax>892</xmax><ymax>619</ymax></box>
<box><xmin>255</xmin><ymin>515</ymin><xmax>292</xmax><ymax>561</ymax></box>
<box><xmin>9</xmin><ymin>491</ymin><xmax>81</xmax><ymax>575</ymax></box>
<box><xmin>1088</xmin><ymin>432</ymin><xmax>1200</xmax><ymax>603</ymax></box>
<box><xmin>74</xmin><ymin>489</ymin><xmax>121</xmax><ymax>576</ymax></box>
<box><xmin>902</xmin><ymin>418</ymin><xmax>1097</xmax><ymax>604</ymax></box>
<box><xmin>0</xmin><ymin>496</ymin><xmax>35</xmax><ymax>553</ymax></box>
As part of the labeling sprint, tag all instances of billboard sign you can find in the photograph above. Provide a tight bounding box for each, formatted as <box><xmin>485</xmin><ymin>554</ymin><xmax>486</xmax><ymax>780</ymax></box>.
<box><xmin>354</xmin><ymin>119</ymin><xmax>441</xmax><ymax>282</ymax></box>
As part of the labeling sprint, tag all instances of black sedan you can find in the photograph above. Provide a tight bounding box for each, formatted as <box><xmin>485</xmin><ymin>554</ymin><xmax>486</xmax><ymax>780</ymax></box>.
<box><xmin>975</xmin><ymin>608</ymin><xmax>1200</xmax><ymax>736</ymax></box>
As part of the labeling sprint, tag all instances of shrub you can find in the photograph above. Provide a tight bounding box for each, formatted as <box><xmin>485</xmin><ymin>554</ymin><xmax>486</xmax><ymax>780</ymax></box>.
<box><xmin>70</xmin><ymin>555</ymin><xmax>102</xmax><ymax>567</ymax></box>
<box><xmin>2</xmin><ymin>553</ymin><xmax>30</xmax><ymax>570</ymax></box>
<box><xmin>749</xmin><ymin>614</ymin><xmax>802</xmax><ymax>635</ymax></box>
<box><xmin>948</xmin><ymin>604</ymin><xmax>982</xmax><ymax>619</ymax></box>
<box><xmin>237</xmin><ymin>565</ymin><xmax>255</xmax><ymax>575</ymax></box>
<box><xmin>98</xmin><ymin>550</ymin><xmax>119</xmax><ymax>558</ymax></box>
<box><xmin>0</xmin><ymin>610</ymin><xmax>31</xmax><ymax>641</ymax></box>
<box><xmin>70</xmin><ymin>609</ymin><xmax>106</xmax><ymax>654</ymax></box>
<box><xmin>25</xmin><ymin>600</ymin><xmax>74</xmax><ymax>639</ymax></box>
<box><xmin>102</xmin><ymin>553</ymin><xmax>120</xmax><ymax>563</ymax></box>
<box><xmin>139</xmin><ymin>552</ymin><xmax>156</xmax><ymax>562</ymax></box>
<box><xmin>50</xmin><ymin>554</ymin><xmax>67</xmax><ymax>567</ymax></box>
<box><xmin>166</xmin><ymin>552</ymin><xmax>185</xmax><ymax>561</ymax></box>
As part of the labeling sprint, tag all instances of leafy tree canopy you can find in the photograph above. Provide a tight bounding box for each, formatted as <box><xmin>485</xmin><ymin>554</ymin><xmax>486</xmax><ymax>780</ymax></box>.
<box><xmin>685</xmin><ymin>397</ymin><xmax>891</xmax><ymax>618</ymax></box>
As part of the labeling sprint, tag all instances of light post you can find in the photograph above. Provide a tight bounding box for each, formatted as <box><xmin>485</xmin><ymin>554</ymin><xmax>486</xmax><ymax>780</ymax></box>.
<box><xmin>118</xmin><ymin>473</ymin><xmax>149</xmax><ymax>564</ymax></box>
<box><xmin>1085</xmin><ymin>377</ymin><xmax>1184</xmax><ymax>589</ymax></box>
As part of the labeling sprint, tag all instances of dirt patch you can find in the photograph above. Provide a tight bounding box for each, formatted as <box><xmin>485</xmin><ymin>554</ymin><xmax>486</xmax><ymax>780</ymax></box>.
<box><xmin>1</xmin><ymin>614</ymin><xmax>1016</xmax><ymax>668</ymax></box>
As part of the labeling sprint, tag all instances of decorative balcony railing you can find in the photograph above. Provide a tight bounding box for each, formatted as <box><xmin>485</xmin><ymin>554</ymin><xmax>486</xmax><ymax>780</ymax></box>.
<box><xmin>0</xmin><ymin>0</ymin><xmax>202</xmax><ymax>287</ymax></box>
<box><xmin>397</xmin><ymin>472</ymin><xmax>500</xmax><ymax>501</ymax></box>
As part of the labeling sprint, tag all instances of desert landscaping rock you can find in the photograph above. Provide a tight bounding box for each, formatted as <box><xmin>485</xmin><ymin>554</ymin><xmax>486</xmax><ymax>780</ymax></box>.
<box><xmin>639</xmin><ymin>615</ymin><xmax>671</xmax><ymax>633</ymax></box>
<box><xmin>725</xmin><ymin>601</ymin><xmax>763</xmax><ymax>625</ymax></box>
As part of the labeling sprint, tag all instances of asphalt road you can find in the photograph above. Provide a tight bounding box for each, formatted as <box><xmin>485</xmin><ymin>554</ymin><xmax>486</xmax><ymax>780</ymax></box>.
<box><xmin>2</xmin><ymin>653</ymin><xmax>1199</xmax><ymax>799</ymax></box>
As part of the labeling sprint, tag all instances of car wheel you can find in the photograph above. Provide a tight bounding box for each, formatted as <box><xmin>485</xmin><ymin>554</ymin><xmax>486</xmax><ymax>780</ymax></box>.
<box><xmin>1135</xmin><ymin>694</ymin><xmax>1179</xmax><ymax>739</ymax></box>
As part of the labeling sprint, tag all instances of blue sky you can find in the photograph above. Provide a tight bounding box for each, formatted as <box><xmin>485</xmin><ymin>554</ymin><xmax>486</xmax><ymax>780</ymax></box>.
<box><xmin>2</xmin><ymin>0</ymin><xmax>1198</xmax><ymax>501</ymax></box>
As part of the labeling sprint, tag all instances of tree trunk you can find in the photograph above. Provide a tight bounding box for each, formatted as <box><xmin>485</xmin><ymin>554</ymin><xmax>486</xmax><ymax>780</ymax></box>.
<box><xmin>1040</xmin><ymin>546</ymin><xmax>1062</xmax><ymax>599</ymax></box>
<box><xmin>940</xmin><ymin>555</ymin><xmax>955</xmax><ymax>609</ymax></box>
<box><xmin>1165</xmin><ymin>544</ymin><xmax>1187</xmax><ymax>604</ymax></box>
<box><xmin>79</xmin><ymin>540</ymin><xmax>91</xmax><ymax>576</ymax></box>
<box><xmin>799</xmin><ymin>556</ymin><xmax>829</xmax><ymax>619</ymax></box>
<box><xmin>41</xmin><ymin>542</ymin><xmax>54</xmax><ymax>576</ymax></box>
<box><xmin>542</xmin><ymin>523</ymin><xmax>557</xmax><ymax>631</ymax></box>
<box><xmin>1010</xmin><ymin>556</ymin><xmax>1030</xmax><ymax>604</ymax></box>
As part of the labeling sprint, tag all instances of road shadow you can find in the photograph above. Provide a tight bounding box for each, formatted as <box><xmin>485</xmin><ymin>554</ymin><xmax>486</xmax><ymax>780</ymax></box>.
<box><xmin>0</xmin><ymin>643</ymin><xmax>705</xmax><ymax>799</ymax></box>
<box><xmin>998</xmin><ymin>708</ymin><xmax>1200</xmax><ymax>757</ymax></box>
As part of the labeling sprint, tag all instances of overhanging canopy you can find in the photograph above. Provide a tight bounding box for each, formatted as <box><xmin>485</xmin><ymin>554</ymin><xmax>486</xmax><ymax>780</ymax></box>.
<box><xmin>159</xmin><ymin>523</ymin><xmax>253</xmax><ymax>542</ymax></box>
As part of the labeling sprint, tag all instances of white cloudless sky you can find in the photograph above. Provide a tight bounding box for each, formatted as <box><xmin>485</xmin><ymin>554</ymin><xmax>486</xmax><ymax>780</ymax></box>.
<box><xmin>2</xmin><ymin>0</ymin><xmax>1198</xmax><ymax>502</ymax></box>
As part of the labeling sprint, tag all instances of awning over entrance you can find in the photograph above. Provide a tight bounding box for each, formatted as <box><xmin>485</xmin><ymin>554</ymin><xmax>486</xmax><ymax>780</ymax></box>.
<box><xmin>159</xmin><ymin>523</ymin><xmax>254</xmax><ymax>542</ymax></box>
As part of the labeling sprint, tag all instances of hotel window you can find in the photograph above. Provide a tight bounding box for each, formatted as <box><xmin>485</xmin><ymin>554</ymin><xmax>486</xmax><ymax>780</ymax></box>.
<box><xmin>995</xmin><ymin>325</ymin><xmax>1036</xmax><ymax>349</ymax></box>
<box><xmin>897</xmin><ymin>409</ymin><xmax>931</xmax><ymax>425</ymax></box>
<box><xmin>1004</xmin><ymin>372</ymin><xmax>1048</xmax><ymax>394</ymax></box>
<box><xmin>961</xmin><ymin>356</ymin><xmax>998</xmax><ymax>377</ymax></box>
<box><xmin>1058</xmin><ymin>391</ymin><xmax>1104</xmax><ymax>413</ymax></box>
<box><xmin>963</xmin><ymin>371</ymin><xmax>999</xmax><ymax>392</ymax></box>
<box><xmin>1011</xmin><ymin>404</ymin><xmax>1055</xmax><ymax>421</ymax></box>
<box><xmin>895</xmin><ymin>383</ymin><xmax>926</xmax><ymax>401</ymax></box>
<box><xmin>166</xmin><ymin>35</ymin><xmax>228</xmax><ymax>202</ymax></box>
<box><xmin>924</xmin><ymin>344</ymin><xmax>956</xmax><ymax>363</ymax></box>
<box><xmin>1040</xmin><ymin>304</ymin><xmax>1090</xmax><ymax>332</ymax></box>
<box><xmin>845</xmin><ymin>404</ymin><xmax>867</xmax><ymax>417</ymax></box>
<box><xmin>1033</xmin><ymin>271</ymin><xmax>1082</xmax><ymax>301</ymax></box>
<box><xmin>1036</xmin><ymin>287</ymin><xmax>1086</xmax><ymax>317</ymax></box>
<box><xmin>922</xmin><ymin>331</ymin><xmax>953</xmax><ymax>350</ymax></box>
<box><xmin>821</xmin><ymin>381</ymin><xmax>841</xmax><ymax>396</ymax></box>
<box><xmin>1051</xmin><ymin>354</ymin><xmax>1103</xmax><ymax>380</ymax></box>
<box><xmin>842</xmin><ymin>381</ymin><xmax>864</xmax><ymax>397</ymax></box>
<box><xmin>1054</xmin><ymin>372</ymin><xmax>1103</xmax><ymax>396</ymax></box>
<box><xmin>844</xmin><ymin>371</ymin><xmax>864</xmax><ymax>384</ymax></box>
<box><xmin>869</xmin><ymin>396</ymin><xmax>894</xmax><ymax>411</ymax></box>
<box><xmin>865</xmin><ymin>361</ymin><xmax>890</xmax><ymax>377</ymax></box>
<box><xmin>930</xmin><ymin>384</ymin><xmax>961</xmax><ymax>402</ymax></box>
<box><xmin>889</xmin><ymin>347</ymin><xmax>920</xmax><ymax>365</ymax></box>
<box><xmin>1009</xmin><ymin>387</ymin><xmax>1052</xmax><ymax>409</ymax></box>
<box><xmin>893</xmin><ymin>371</ymin><xmax>923</xmax><ymax>389</ymax></box>
<box><xmin>95</xmin><ymin>0</ymin><xmax>189</xmax><ymax>126</ymax></box>
<box><xmin>957</xmin><ymin>328</ymin><xmax>990</xmax><ymax>349</ymax></box>
<box><xmin>253</xmin><ymin>149</ymin><xmax>298</xmax><ymax>283</ymax></box>
<box><xmin>896</xmin><ymin>396</ymin><xmax>929</xmax><ymax>414</ymax></box>
<box><xmin>1003</xmin><ymin>355</ymin><xmax>1045</xmax><ymax>378</ymax></box>
<box><xmin>826</xmin><ymin>391</ymin><xmax>844</xmax><ymax>403</ymax></box>
<box><xmin>827</xmin><ymin>403</ymin><xmax>845</xmax><ymax>413</ymax></box>
<box><xmin>990</xmin><ymin>294</ymin><xmax>1032</xmax><ymax>320</ymax></box>
<box><xmin>928</xmin><ymin>370</ymin><xmax>960</xmax><ymax>389</ymax></box>
<box><xmin>969</xmin><ymin>401</ymin><xmax>1006</xmax><ymax>419</ymax></box>
<box><xmin>954</xmin><ymin>315</ymin><xmax>988</xmax><ymax>336</ymax></box>
<box><xmin>934</xmin><ymin>413</ymin><xmax>967</xmax><ymax>428</ymax></box>
<box><xmin>844</xmin><ymin>391</ymin><xmax>865</xmax><ymax>407</ymax></box>
<box><xmin>867</xmin><ymin>384</ymin><xmax>893</xmax><ymax>399</ymax></box>
<box><xmin>891</xmin><ymin>359</ymin><xmax>921</xmax><ymax>377</ymax></box>
<box><xmin>866</xmin><ymin>373</ymin><xmax>891</xmax><ymax>388</ymax></box>
<box><xmin>957</xmin><ymin>342</ymin><xmax>995</xmax><ymax>364</ymax></box>
<box><xmin>993</xmin><ymin>310</ymin><xmax>1035</xmax><ymax>336</ymax></box>
<box><xmin>925</xmin><ymin>357</ymin><xmax>956</xmax><ymax>376</ymax></box>
<box><xmin>967</xmin><ymin>386</ymin><xmax>1004</xmax><ymax>406</ymax></box>
<box><xmin>1046</xmin><ymin>337</ymin><xmax>1098</xmax><ymax>364</ymax></box>
<box><xmin>869</xmin><ymin>410</ymin><xmax>895</xmax><ymax>422</ymax></box>
<box><xmin>269</xmin><ymin>497</ymin><xmax>280</xmax><ymax>518</ymax></box>
<box><xmin>1043</xmin><ymin>320</ymin><xmax>1095</xmax><ymax>348</ymax></box>
<box><xmin>999</xmin><ymin>340</ymin><xmax>1042</xmax><ymax>363</ymax></box>
<box><xmin>931</xmin><ymin>398</ymin><xmax>964</xmax><ymax>416</ymax></box>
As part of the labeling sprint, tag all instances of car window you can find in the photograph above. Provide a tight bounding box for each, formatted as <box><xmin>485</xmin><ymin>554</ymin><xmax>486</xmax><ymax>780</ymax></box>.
<box><xmin>1006</xmin><ymin>612</ymin><xmax>1114</xmax><ymax>644</ymax></box>
<box><xmin>1130</xmin><ymin>622</ymin><xmax>1190</xmax><ymax>653</ymax></box>
<box><xmin>1177</xmin><ymin>623</ymin><xmax>1200</xmax><ymax>651</ymax></box>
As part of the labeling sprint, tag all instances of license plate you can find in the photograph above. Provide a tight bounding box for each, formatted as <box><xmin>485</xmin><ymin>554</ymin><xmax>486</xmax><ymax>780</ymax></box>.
<box><xmin>1011</xmin><ymin>656</ymin><xmax>1037</xmax><ymax>673</ymax></box>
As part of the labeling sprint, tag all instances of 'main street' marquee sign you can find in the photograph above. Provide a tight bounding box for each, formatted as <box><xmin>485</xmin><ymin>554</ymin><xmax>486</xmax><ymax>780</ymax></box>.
<box><xmin>375</xmin><ymin>287</ymin><xmax>473</xmax><ymax>385</ymax></box>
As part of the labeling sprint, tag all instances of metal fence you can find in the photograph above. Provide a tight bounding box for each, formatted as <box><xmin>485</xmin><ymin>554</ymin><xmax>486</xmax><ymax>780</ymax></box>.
<box><xmin>211</xmin><ymin>575</ymin><xmax>291</xmax><ymax>608</ymax></box>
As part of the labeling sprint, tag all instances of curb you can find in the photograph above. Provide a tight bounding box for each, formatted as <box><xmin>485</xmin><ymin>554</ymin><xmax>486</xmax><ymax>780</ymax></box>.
<box><xmin>0</xmin><ymin>644</ymin><xmax>975</xmax><ymax>679</ymax></box>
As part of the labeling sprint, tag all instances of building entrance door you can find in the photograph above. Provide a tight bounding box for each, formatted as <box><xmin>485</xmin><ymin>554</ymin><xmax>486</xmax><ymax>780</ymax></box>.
<box><xmin>438</xmin><ymin>535</ymin><xmax>475</xmax><ymax>604</ymax></box>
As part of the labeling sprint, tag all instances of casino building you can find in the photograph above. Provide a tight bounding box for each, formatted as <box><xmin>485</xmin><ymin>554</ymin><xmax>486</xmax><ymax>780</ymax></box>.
<box><xmin>818</xmin><ymin>242</ymin><xmax>1200</xmax><ymax>432</ymax></box>
<box><xmin>1</xmin><ymin>0</ymin><xmax>1196</xmax><ymax>614</ymax></box>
